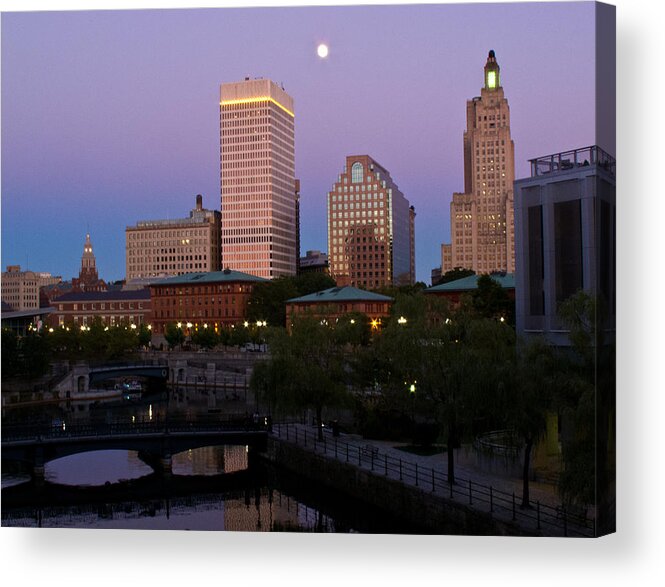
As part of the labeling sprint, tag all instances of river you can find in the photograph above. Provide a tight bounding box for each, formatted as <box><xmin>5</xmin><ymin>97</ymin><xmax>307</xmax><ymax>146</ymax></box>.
<box><xmin>1</xmin><ymin>392</ymin><xmax>422</xmax><ymax>533</ymax></box>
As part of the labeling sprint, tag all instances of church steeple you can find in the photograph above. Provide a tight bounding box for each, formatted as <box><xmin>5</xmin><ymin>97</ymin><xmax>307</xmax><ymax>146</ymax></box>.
<box><xmin>484</xmin><ymin>49</ymin><xmax>501</xmax><ymax>90</ymax></box>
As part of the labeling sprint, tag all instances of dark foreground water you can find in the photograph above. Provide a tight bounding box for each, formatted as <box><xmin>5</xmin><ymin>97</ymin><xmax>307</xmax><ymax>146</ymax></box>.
<box><xmin>1</xmin><ymin>445</ymin><xmax>423</xmax><ymax>533</ymax></box>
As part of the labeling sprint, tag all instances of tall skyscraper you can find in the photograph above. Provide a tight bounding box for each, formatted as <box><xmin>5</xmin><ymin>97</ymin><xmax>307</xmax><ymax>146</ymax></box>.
<box><xmin>442</xmin><ymin>50</ymin><xmax>516</xmax><ymax>274</ymax></box>
<box><xmin>220</xmin><ymin>78</ymin><xmax>297</xmax><ymax>279</ymax></box>
<box><xmin>327</xmin><ymin>155</ymin><xmax>415</xmax><ymax>289</ymax></box>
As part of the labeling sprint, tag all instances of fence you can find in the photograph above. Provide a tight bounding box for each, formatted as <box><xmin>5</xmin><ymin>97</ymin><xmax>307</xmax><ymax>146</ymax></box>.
<box><xmin>272</xmin><ymin>422</ymin><xmax>595</xmax><ymax>537</ymax></box>
<box><xmin>1</xmin><ymin>415</ymin><xmax>270</xmax><ymax>443</ymax></box>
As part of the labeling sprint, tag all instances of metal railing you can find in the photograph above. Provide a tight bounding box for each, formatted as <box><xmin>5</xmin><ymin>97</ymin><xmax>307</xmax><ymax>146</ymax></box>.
<box><xmin>1</xmin><ymin>416</ymin><xmax>270</xmax><ymax>443</ymax></box>
<box><xmin>271</xmin><ymin>422</ymin><xmax>595</xmax><ymax>537</ymax></box>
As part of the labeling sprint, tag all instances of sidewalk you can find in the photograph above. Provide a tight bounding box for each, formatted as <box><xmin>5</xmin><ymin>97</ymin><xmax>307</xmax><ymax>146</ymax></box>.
<box><xmin>271</xmin><ymin>422</ymin><xmax>594</xmax><ymax>537</ymax></box>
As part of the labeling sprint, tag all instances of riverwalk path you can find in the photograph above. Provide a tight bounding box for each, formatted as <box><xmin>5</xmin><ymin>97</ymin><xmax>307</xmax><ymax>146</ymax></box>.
<box><xmin>270</xmin><ymin>422</ymin><xmax>595</xmax><ymax>537</ymax></box>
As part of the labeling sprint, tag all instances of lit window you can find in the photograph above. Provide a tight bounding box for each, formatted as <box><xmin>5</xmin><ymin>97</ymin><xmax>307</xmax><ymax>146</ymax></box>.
<box><xmin>351</xmin><ymin>162</ymin><xmax>364</xmax><ymax>183</ymax></box>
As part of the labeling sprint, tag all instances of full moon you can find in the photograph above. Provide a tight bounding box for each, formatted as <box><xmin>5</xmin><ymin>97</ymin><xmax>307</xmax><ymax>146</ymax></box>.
<box><xmin>317</xmin><ymin>44</ymin><xmax>329</xmax><ymax>59</ymax></box>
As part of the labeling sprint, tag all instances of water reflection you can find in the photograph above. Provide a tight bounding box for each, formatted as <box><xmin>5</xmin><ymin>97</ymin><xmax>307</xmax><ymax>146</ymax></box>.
<box><xmin>3</xmin><ymin>488</ymin><xmax>346</xmax><ymax>532</ymax></box>
<box><xmin>45</xmin><ymin>450</ymin><xmax>153</xmax><ymax>486</ymax></box>
<box><xmin>41</xmin><ymin>446</ymin><xmax>250</xmax><ymax>486</ymax></box>
<box><xmin>172</xmin><ymin>446</ymin><xmax>248</xmax><ymax>476</ymax></box>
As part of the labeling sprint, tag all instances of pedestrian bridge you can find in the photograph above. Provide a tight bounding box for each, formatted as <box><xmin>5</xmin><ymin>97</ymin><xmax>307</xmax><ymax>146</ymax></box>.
<box><xmin>2</xmin><ymin>417</ymin><xmax>270</xmax><ymax>480</ymax></box>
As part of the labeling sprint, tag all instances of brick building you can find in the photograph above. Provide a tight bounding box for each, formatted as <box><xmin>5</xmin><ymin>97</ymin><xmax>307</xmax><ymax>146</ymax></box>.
<box><xmin>424</xmin><ymin>272</ymin><xmax>515</xmax><ymax>307</ymax></box>
<box><xmin>149</xmin><ymin>268</ymin><xmax>267</xmax><ymax>338</ymax></box>
<box><xmin>285</xmin><ymin>286</ymin><xmax>393</xmax><ymax>331</ymax></box>
<box><xmin>48</xmin><ymin>289</ymin><xmax>151</xmax><ymax>328</ymax></box>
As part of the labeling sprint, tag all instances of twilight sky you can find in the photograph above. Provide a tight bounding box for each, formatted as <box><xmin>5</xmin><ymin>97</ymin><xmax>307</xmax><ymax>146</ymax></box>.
<box><xmin>1</xmin><ymin>2</ymin><xmax>601</xmax><ymax>284</ymax></box>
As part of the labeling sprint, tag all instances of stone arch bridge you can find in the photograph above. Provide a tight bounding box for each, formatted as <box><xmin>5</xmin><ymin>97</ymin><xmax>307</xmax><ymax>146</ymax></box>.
<box><xmin>2</xmin><ymin>417</ymin><xmax>269</xmax><ymax>483</ymax></box>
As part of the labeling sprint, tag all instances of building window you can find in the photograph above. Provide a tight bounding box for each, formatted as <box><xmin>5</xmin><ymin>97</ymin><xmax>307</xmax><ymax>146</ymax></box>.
<box><xmin>351</xmin><ymin>162</ymin><xmax>364</xmax><ymax>183</ymax></box>
<box><xmin>554</xmin><ymin>199</ymin><xmax>583</xmax><ymax>306</ymax></box>
<box><xmin>527</xmin><ymin>205</ymin><xmax>544</xmax><ymax>316</ymax></box>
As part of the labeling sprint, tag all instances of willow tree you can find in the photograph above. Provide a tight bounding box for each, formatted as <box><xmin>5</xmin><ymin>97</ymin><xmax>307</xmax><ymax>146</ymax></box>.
<box><xmin>558</xmin><ymin>291</ymin><xmax>615</xmax><ymax>532</ymax></box>
<box><xmin>262</xmin><ymin>316</ymin><xmax>349</xmax><ymax>440</ymax></box>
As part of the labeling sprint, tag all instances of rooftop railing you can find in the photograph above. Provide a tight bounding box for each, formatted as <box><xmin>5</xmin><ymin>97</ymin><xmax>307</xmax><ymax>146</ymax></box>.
<box><xmin>529</xmin><ymin>145</ymin><xmax>615</xmax><ymax>178</ymax></box>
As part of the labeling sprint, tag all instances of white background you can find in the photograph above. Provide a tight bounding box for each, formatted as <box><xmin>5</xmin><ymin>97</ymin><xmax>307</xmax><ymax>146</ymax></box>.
<box><xmin>1</xmin><ymin>1</ymin><xmax>662</xmax><ymax>585</ymax></box>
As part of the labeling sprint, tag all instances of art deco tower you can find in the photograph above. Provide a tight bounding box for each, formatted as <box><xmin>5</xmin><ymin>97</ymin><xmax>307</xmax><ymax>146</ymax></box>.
<box><xmin>220</xmin><ymin>78</ymin><xmax>297</xmax><ymax>279</ymax></box>
<box><xmin>442</xmin><ymin>50</ymin><xmax>515</xmax><ymax>274</ymax></box>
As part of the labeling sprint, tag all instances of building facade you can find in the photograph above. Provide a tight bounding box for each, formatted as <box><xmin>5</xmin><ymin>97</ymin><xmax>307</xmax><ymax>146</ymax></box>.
<box><xmin>514</xmin><ymin>145</ymin><xmax>616</xmax><ymax>346</ymax></box>
<box><xmin>48</xmin><ymin>289</ymin><xmax>151</xmax><ymax>329</ymax></box>
<box><xmin>298</xmin><ymin>250</ymin><xmax>330</xmax><ymax>275</ymax></box>
<box><xmin>1</xmin><ymin>265</ymin><xmax>61</xmax><ymax>311</ymax></box>
<box><xmin>125</xmin><ymin>194</ymin><xmax>221</xmax><ymax>281</ymax></box>
<box><xmin>442</xmin><ymin>50</ymin><xmax>516</xmax><ymax>275</ymax></box>
<box><xmin>285</xmin><ymin>286</ymin><xmax>393</xmax><ymax>332</ymax></box>
<box><xmin>327</xmin><ymin>155</ymin><xmax>415</xmax><ymax>289</ymax></box>
<box><xmin>149</xmin><ymin>268</ymin><xmax>268</xmax><ymax>337</ymax></box>
<box><xmin>220</xmin><ymin>78</ymin><xmax>297</xmax><ymax>279</ymax></box>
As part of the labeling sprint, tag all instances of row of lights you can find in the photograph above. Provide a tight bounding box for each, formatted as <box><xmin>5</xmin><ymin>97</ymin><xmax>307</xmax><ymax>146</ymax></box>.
<box><xmin>41</xmin><ymin>323</ymin><xmax>150</xmax><ymax>333</ymax></box>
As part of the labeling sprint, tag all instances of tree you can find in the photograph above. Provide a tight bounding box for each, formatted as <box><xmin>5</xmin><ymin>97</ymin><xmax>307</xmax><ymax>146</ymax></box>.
<box><xmin>333</xmin><ymin>311</ymin><xmax>372</xmax><ymax>346</ymax></box>
<box><xmin>507</xmin><ymin>337</ymin><xmax>558</xmax><ymax>508</ymax></box>
<box><xmin>1</xmin><ymin>328</ymin><xmax>20</xmax><ymax>379</ymax></box>
<box><xmin>19</xmin><ymin>331</ymin><xmax>51</xmax><ymax>376</ymax></box>
<box><xmin>246</xmin><ymin>277</ymin><xmax>299</xmax><ymax>327</ymax></box>
<box><xmin>137</xmin><ymin>324</ymin><xmax>152</xmax><ymax>349</ymax></box>
<box><xmin>377</xmin><ymin>310</ymin><xmax>514</xmax><ymax>485</ymax></box>
<box><xmin>467</xmin><ymin>274</ymin><xmax>515</xmax><ymax>324</ymax></box>
<box><xmin>266</xmin><ymin>316</ymin><xmax>349</xmax><ymax>440</ymax></box>
<box><xmin>164</xmin><ymin>323</ymin><xmax>185</xmax><ymax>350</ymax></box>
<box><xmin>557</xmin><ymin>291</ymin><xmax>615</xmax><ymax>531</ymax></box>
<box><xmin>191</xmin><ymin>326</ymin><xmax>219</xmax><ymax>349</ymax></box>
<box><xmin>246</xmin><ymin>273</ymin><xmax>337</xmax><ymax>328</ymax></box>
<box><xmin>433</xmin><ymin>267</ymin><xmax>475</xmax><ymax>286</ymax></box>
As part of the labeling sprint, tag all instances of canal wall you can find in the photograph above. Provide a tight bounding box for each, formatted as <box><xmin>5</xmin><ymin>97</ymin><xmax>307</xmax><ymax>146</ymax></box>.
<box><xmin>261</xmin><ymin>436</ymin><xmax>533</xmax><ymax>536</ymax></box>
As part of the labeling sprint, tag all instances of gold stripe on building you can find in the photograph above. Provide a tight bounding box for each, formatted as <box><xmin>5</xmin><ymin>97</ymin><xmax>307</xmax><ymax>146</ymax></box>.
<box><xmin>220</xmin><ymin>97</ymin><xmax>294</xmax><ymax>118</ymax></box>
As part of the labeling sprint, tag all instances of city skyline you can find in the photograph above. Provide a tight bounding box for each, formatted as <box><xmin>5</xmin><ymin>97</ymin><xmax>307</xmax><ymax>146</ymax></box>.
<box><xmin>1</xmin><ymin>3</ymin><xmax>603</xmax><ymax>284</ymax></box>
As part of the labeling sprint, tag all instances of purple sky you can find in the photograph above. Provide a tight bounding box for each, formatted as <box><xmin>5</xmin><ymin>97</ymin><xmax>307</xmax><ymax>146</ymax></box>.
<box><xmin>1</xmin><ymin>2</ymin><xmax>600</xmax><ymax>284</ymax></box>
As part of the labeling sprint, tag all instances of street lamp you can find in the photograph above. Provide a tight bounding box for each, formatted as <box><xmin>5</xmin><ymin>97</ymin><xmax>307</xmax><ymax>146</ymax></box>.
<box><xmin>398</xmin><ymin>316</ymin><xmax>407</xmax><ymax>325</ymax></box>
<box><xmin>130</xmin><ymin>323</ymin><xmax>137</xmax><ymax>330</ymax></box>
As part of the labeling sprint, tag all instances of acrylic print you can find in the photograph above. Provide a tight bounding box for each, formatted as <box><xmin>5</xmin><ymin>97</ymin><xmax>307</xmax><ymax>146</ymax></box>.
<box><xmin>1</xmin><ymin>1</ymin><xmax>615</xmax><ymax>536</ymax></box>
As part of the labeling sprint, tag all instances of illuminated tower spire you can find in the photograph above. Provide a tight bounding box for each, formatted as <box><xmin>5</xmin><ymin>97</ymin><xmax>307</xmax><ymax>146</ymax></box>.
<box><xmin>484</xmin><ymin>49</ymin><xmax>501</xmax><ymax>90</ymax></box>
<box><xmin>79</xmin><ymin>233</ymin><xmax>99</xmax><ymax>286</ymax></box>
